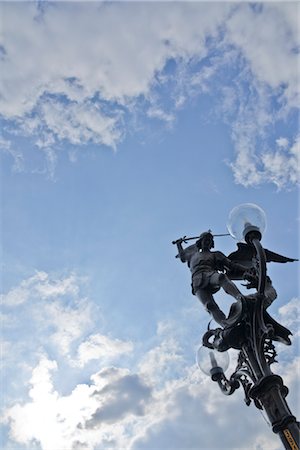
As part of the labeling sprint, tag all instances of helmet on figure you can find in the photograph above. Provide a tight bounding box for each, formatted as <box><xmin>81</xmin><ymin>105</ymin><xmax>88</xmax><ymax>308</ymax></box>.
<box><xmin>196</xmin><ymin>231</ymin><xmax>214</xmax><ymax>249</ymax></box>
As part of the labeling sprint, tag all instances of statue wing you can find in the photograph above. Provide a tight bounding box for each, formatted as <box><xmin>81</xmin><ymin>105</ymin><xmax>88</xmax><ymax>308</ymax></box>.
<box><xmin>264</xmin><ymin>249</ymin><xmax>298</xmax><ymax>263</ymax></box>
<box><xmin>225</xmin><ymin>243</ymin><xmax>254</xmax><ymax>280</ymax></box>
<box><xmin>227</xmin><ymin>243</ymin><xmax>298</xmax><ymax>264</ymax></box>
<box><xmin>227</xmin><ymin>243</ymin><xmax>255</xmax><ymax>267</ymax></box>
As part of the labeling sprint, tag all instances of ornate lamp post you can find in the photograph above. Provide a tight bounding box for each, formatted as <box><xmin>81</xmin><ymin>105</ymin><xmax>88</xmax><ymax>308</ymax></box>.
<box><xmin>197</xmin><ymin>204</ymin><xmax>299</xmax><ymax>449</ymax></box>
<box><xmin>173</xmin><ymin>203</ymin><xmax>299</xmax><ymax>448</ymax></box>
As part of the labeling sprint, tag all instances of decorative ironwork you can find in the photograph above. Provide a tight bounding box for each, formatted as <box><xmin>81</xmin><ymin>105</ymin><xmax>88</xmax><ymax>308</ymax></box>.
<box><xmin>173</xmin><ymin>214</ymin><xmax>299</xmax><ymax>449</ymax></box>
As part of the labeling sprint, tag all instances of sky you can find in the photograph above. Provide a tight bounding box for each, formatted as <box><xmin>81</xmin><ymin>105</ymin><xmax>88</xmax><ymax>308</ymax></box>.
<box><xmin>0</xmin><ymin>1</ymin><xmax>299</xmax><ymax>450</ymax></box>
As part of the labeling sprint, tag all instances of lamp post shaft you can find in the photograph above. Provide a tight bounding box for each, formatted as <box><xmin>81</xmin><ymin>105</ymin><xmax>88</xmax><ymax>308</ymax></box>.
<box><xmin>201</xmin><ymin>232</ymin><xmax>299</xmax><ymax>449</ymax></box>
<box><xmin>248</xmin><ymin>238</ymin><xmax>300</xmax><ymax>449</ymax></box>
<box><xmin>249</xmin><ymin>374</ymin><xmax>300</xmax><ymax>449</ymax></box>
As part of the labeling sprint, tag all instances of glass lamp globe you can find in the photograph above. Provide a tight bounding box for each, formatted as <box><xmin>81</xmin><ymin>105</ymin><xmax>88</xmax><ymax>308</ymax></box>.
<box><xmin>227</xmin><ymin>203</ymin><xmax>267</xmax><ymax>243</ymax></box>
<box><xmin>196</xmin><ymin>345</ymin><xmax>229</xmax><ymax>380</ymax></box>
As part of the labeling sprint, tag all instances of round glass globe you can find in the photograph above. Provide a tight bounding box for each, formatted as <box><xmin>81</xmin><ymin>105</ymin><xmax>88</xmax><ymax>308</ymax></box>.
<box><xmin>196</xmin><ymin>345</ymin><xmax>229</xmax><ymax>375</ymax></box>
<box><xmin>227</xmin><ymin>203</ymin><xmax>267</xmax><ymax>242</ymax></box>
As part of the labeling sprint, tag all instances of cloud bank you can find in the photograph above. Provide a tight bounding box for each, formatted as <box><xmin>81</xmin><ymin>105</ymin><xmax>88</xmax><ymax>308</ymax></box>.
<box><xmin>1</xmin><ymin>2</ymin><xmax>299</xmax><ymax>187</ymax></box>
<box><xmin>2</xmin><ymin>272</ymin><xmax>299</xmax><ymax>450</ymax></box>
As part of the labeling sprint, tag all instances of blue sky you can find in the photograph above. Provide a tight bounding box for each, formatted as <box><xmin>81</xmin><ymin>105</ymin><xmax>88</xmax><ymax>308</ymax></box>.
<box><xmin>1</xmin><ymin>2</ymin><xmax>299</xmax><ymax>449</ymax></box>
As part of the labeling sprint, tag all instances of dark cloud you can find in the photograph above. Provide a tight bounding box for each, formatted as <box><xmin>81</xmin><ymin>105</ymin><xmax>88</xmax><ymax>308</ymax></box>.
<box><xmin>130</xmin><ymin>384</ymin><xmax>279</xmax><ymax>450</ymax></box>
<box><xmin>84</xmin><ymin>371</ymin><xmax>152</xmax><ymax>428</ymax></box>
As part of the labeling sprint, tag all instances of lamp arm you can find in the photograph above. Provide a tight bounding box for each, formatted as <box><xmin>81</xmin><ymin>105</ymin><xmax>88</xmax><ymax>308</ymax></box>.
<box><xmin>215</xmin><ymin>366</ymin><xmax>258</xmax><ymax>408</ymax></box>
<box><xmin>216</xmin><ymin>372</ymin><xmax>239</xmax><ymax>395</ymax></box>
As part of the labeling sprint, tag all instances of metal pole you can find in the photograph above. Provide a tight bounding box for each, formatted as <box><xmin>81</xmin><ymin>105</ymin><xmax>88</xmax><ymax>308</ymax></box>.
<box><xmin>249</xmin><ymin>374</ymin><xmax>300</xmax><ymax>449</ymax></box>
<box><xmin>249</xmin><ymin>237</ymin><xmax>300</xmax><ymax>449</ymax></box>
<box><xmin>204</xmin><ymin>234</ymin><xmax>300</xmax><ymax>449</ymax></box>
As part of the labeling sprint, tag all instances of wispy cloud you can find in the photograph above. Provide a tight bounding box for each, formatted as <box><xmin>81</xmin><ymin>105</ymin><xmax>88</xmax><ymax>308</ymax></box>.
<box><xmin>73</xmin><ymin>334</ymin><xmax>134</xmax><ymax>368</ymax></box>
<box><xmin>39</xmin><ymin>298</ymin><xmax>94</xmax><ymax>357</ymax></box>
<box><xmin>3</xmin><ymin>352</ymin><xmax>290</xmax><ymax>450</ymax></box>
<box><xmin>0</xmin><ymin>2</ymin><xmax>299</xmax><ymax>188</ymax></box>
<box><xmin>222</xmin><ymin>3</ymin><xmax>299</xmax><ymax>189</ymax></box>
<box><xmin>1</xmin><ymin>271</ymin><xmax>80</xmax><ymax>306</ymax></box>
<box><xmin>2</xmin><ymin>357</ymin><xmax>152</xmax><ymax>450</ymax></box>
<box><xmin>2</xmin><ymin>2</ymin><xmax>224</xmax><ymax>148</ymax></box>
<box><xmin>2</xmin><ymin>272</ymin><xmax>299</xmax><ymax>450</ymax></box>
<box><xmin>3</xmin><ymin>2</ymin><xmax>298</xmax><ymax>188</ymax></box>
<box><xmin>138</xmin><ymin>319</ymin><xmax>185</xmax><ymax>385</ymax></box>
<box><xmin>226</xmin><ymin>3</ymin><xmax>299</xmax><ymax>108</ymax></box>
<box><xmin>277</xmin><ymin>297</ymin><xmax>300</xmax><ymax>335</ymax></box>
<box><xmin>261</xmin><ymin>136</ymin><xmax>300</xmax><ymax>189</ymax></box>
<box><xmin>20</xmin><ymin>96</ymin><xmax>124</xmax><ymax>149</ymax></box>
<box><xmin>1</xmin><ymin>272</ymin><xmax>95</xmax><ymax>371</ymax></box>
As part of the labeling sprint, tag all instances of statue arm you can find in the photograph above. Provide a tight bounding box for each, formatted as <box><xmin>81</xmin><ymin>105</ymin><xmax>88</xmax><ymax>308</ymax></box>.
<box><xmin>172</xmin><ymin>238</ymin><xmax>197</xmax><ymax>265</ymax></box>
<box><xmin>175</xmin><ymin>240</ymin><xmax>186</xmax><ymax>263</ymax></box>
<box><xmin>217</xmin><ymin>252</ymin><xmax>248</xmax><ymax>275</ymax></box>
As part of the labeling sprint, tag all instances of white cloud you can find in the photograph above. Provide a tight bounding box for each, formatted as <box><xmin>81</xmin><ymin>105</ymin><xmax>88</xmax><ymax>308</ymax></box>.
<box><xmin>276</xmin><ymin>137</ymin><xmax>289</xmax><ymax>149</ymax></box>
<box><xmin>138</xmin><ymin>320</ymin><xmax>185</xmax><ymax>384</ymax></box>
<box><xmin>3</xmin><ymin>302</ymin><xmax>300</xmax><ymax>450</ymax></box>
<box><xmin>0</xmin><ymin>134</ymin><xmax>11</xmax><ymax>152</ymax></box>
<box><xmin>2</xmin><ymin>358</ymin><xmax>152</xmax><ymax>450</ymax></box>
<box><xmin>40</xmin><ymin>298</ymin><xmax>93</xmax><ymax>356</ymax></box>
<box><xmin>0</xmin><ymin>2</ymin><xmax>221</xmax><ymax>165</ymax></box>
<box><xmin>129</xmin><ymin>366</ymin><xmax>281</xmax><ymax>450</ymax></box>
<box><xmin>1</xmin><ymin>272</ymin><xmax>95</xmax><ymax>366</ymax></box>
<box><xmin>1</xmin><ymin>271</ymin><xmax>47</xmax><ymax>306</ymax></box>
<box><xmin>146</xmin><ymin>106</ymin><xmax>175</xmax><ymax>125</ymax></box>
<box><xmin>229</xmin><ymin>123</ymin><xmax>300</xmax><ymax>190</ymax></box>
<box><xmin>0</xmin><ymin>2</ymin><xmax>227</xmax><ymax>139</ymax></box>
<box><xmin>1</xmin><ymin>271</ymin><xmax>80</xmax><ymax>306</ymax></box>
<box><xmin>1</xmin><ymin>2</ymin><xmax>299</xmax><ymax>186</ymax></box>
<box><xmin>226</xmin><ymin>3</ymin><xmax>299</xmax><ymax>107</ymax></box>
<box><xmin>24</xmin><ymin>97</ymin><xmax>123</xmax><ymax>149</ymax></box>
<box><xmin>34</xmin><ymin>273</ymin><xmax>80</xmax><ymax>299</ymax></box>
<box><xmin>222</xmin><ymin>3</ymin><xmax>300</xmax><ymax>188</ymax></box>
<box><xmin>261</xmin><ymin>136</ymin><xmax>300</xmax><ymax>189</ymax></box>
<box><xmin>74</xmin><ymin>333</ymin><xmax>134</xmax><ymax>368</ymax></box>
<box><xmin>221</xmin><ymin>73</ymin><xmax>299</xmax><ymax>188</ymax></box>
<box><xmin>278</xmin><ymin>297</ymin><xmax>300</xmax><ymax>334</ymax></box>
<box><xmin>3</xmin><ymin>356</ymin><xmax>94</xmax><ymax>450</ymax></box>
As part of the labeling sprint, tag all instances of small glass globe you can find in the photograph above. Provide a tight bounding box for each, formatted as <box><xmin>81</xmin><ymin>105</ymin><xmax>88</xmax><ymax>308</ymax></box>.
<box><xmin>227</xmin><ymin>203</ymin><xmax>267</xmax><ymax>243</ymax></box>
<box><xmin>196</xmin><ymin>345</ymin><xmax>229</xmax><ymax>376</ymax></box>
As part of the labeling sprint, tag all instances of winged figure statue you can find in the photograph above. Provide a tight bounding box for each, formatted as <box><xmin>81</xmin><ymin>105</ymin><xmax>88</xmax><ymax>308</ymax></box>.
<box><xmin>173</xmin><ymin>231</ymin><xmax>297</xmax><ymax>330</ymax></box>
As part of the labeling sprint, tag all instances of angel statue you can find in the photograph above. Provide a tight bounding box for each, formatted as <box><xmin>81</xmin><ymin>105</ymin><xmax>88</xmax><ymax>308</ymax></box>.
<box><xmin>173</xmin><ymin>231</ymin><xmax>297</xmax><ymax>328</ymax></box>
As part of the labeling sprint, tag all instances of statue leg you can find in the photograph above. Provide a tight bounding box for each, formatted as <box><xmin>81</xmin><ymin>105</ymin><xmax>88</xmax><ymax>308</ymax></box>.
<box><xmin>264</xmin><ymin>276</ymin><xmax>277</xmax><ymax>308</ymax></box>
<box><xmin>219</xmin><ymin>273</ymin><xmax>244</xmax><ymax>300</ymax></box>
<box><xmin>195</xmin><ymin>289</ymin><xmax>227</xmax><ymax>327</ymax></box>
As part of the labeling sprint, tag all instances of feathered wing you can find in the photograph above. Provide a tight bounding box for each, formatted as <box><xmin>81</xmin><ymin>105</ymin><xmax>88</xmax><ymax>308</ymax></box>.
<box><xmin>227</xmin><ymin>243</ymin><xmax>255</xmax><ymax>265</ymax></box>
<box><xmin>226</xmin><ymin>243</ymin><xmax>254</xmax><ymax>279</ymax></box>
<box><xmin>226</xmin><ymin>243</ymin><xmax>298</xmax><ymax>280</ymax></box>
<box><xmin>264</xmin><ymin>249</ymin><xmax>298</xmax><ymax>263</ymax></box>
<box><xmin>228</xmin><ymin>242</ymin><xmax>298</xmax><ymax>264</ymax></box>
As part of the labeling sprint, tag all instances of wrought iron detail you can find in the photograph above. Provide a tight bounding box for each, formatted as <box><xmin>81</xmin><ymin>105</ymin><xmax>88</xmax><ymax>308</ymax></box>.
<box><xmin>201</xmin><ymin>236</ymin><xmax>299</xmax><ymax>449</ymax></box>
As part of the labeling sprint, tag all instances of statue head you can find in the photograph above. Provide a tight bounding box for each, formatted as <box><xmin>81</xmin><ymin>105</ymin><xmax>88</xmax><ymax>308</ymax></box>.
<box><xmin>196</xmin><ymin>231</ymin><xmax>214</xmax><ymax>250</ymax></box>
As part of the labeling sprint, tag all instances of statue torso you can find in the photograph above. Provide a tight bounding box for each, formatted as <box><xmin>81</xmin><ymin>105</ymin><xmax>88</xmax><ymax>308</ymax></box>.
<box><xmin>190</xmin><ymin>250</ymin><xmax>227</xmax><ymax>274</ymax></box>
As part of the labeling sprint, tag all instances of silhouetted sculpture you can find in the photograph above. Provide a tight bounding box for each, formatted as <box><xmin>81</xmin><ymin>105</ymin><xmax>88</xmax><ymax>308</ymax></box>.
<box><xmin>174</xmin><ymin>232</ymin><xmax>248</xmax><ymax>327</ymax></box>
<box><xmin>173</xmin><ymin>221</ymin><xmax>299</xmax><ymax>450</ymax></box>
<box><xmin>174</xmin><ymin>231</ymin><xmax>297</xmax><ymax>328</ymax></box>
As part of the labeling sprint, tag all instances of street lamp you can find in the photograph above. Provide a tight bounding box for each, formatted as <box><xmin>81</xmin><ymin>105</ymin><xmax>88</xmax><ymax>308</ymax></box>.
<box><xmin>196</xmin><ymin>345</ymin><xmax>229</xmax><ymax>381</ymax></box>
<box><xmin>227</xmin><ymin>202</ymin><xmax>266</xmax><ymax>243</ymax></box>
<box><xmin>198</xmin><ymin>204</ymin><xmax>300</xmax><ymax>449</ymax></box>
<box><xmin>227</xmin><ymin>203</ymin><xmax>267</xmax><ymax>294</ymax></box>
